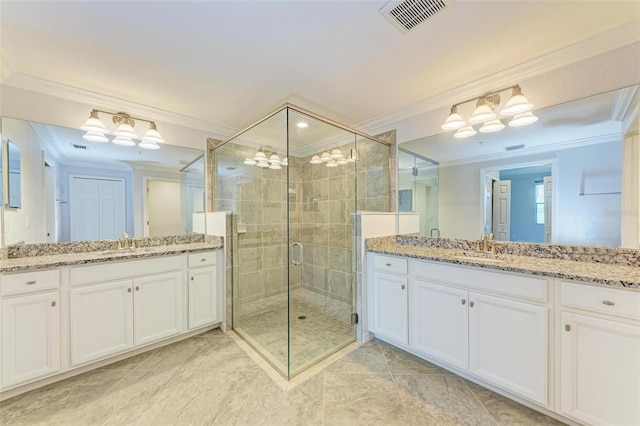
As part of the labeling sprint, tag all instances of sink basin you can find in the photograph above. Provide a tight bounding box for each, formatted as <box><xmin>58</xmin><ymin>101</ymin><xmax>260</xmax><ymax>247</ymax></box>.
<box><xmin>453</xmin><ymin>254</ymin><xmax>505</xmax><ymax>263</ymax></box>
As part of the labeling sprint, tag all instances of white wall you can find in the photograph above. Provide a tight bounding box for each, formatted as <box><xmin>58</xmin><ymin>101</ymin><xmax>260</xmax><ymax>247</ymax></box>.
<box><xmin>439</xmin><ymin>140</ymin><xmax>622</xmax><ymax>247</ymax></box>
<box><xmin>2</xmin><ymin>118</ymin><xmax>46</xmax><ymax>245</ymax></box>
<box><xmin>131</xmin><ymin>168</ymin><xmax>180</xmax><ymax>237</ymax></box>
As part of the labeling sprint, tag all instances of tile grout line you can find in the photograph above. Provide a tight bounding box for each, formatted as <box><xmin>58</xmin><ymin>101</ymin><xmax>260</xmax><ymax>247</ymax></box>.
<box><xmin>461</xmin><ymin>378</ymin><xmax>500</xmax><ymax>426</ymax></box>
<box><xmin>376</xmin><ymin>339</ymin><xmax>414</xmax><ymax>425</ymax></box>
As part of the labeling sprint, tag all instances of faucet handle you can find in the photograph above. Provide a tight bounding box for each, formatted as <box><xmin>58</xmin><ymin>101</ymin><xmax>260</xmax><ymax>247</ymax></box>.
<box><xmin>488</xmin><ymin>233</ymin><xmax>494</xmax><ymax>241</ymax></box>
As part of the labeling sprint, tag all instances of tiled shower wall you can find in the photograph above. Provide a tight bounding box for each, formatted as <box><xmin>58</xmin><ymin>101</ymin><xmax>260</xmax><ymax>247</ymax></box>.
<box><xmin>209</xmin><ymin>131</ymin><xmax>394</xmax><ymax>317</ymax></box>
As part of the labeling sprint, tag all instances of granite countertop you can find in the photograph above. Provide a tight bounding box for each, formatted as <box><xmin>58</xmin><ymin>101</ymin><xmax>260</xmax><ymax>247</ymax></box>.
<box><xmin>367</xmin><ymin>238</ymin><xmax>640</xmax><ymax>290</ymax></box>
<box><xmin>0</xmin><ymin>241</ymin><xmax>223</xmax><ymax>274</ymax></box>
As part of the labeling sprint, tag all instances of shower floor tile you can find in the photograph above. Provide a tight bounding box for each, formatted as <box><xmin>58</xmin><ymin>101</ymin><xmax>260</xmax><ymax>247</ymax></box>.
<box><xmin>234</xmin><ymin>288</ymin><xmax>354</xmax><ymax>376</ymax></box>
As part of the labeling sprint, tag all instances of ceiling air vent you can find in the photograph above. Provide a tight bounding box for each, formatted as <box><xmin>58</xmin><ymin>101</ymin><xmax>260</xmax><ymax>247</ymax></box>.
<box><xmin>72</xmin><ymin>144</ymin><xmax>88</xmax><ymax>150</ymax></box>
<box><xmin>505</xmin><ymin>144</ymin><xmax>525</xmax><ymax>151</ymax></box>
<box><xmin>380</xmin><ymin>0</ymin><xmax>451</xmax><ymax>34</ymax></box>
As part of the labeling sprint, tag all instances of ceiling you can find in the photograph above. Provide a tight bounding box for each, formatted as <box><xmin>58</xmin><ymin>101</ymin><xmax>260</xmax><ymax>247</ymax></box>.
<box><xmin>1</xmin><ymin>0</ymin><xmax>639</xmax><ymax>136</ymax></box>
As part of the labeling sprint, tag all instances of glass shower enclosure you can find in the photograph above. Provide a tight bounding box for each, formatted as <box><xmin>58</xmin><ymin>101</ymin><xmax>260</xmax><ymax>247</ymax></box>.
<box><xmin>398</xmin><ymin>147</ymin><xmax>439</xmax><ymax>236</ymax></box>
<box><xmin>212</xmin><ymin>105</ymin><xmax>390</xmax><ymax>379</ymax></box>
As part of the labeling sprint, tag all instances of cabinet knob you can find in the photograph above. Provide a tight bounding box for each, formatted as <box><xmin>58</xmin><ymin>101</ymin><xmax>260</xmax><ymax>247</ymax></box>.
<box><xmin>386</xmin><ymin>263</ymin><xmax>391</xmax><ymax>267</ymax></box>
<box><xmin>469</xmin><ymin>301</ymin><xmax>475</xmax><ymax>307</ymax></box>
<box><xmin>51</xmin><ymin>301</ymin><xmax>56</xmax><ymax>307</ymax></box>
<box><xmin>136</xmin><ymin>286</ymin><xmax>140</xmax><ymax>291</ymax></box>
<box><xmin>128</xmin><ymin>288</ymin><xmax>132</xmax><ymax>293</ymax></box>
<box><xmin>401</xmin><ymin>284</ymin><xmax>406</xmax><ymax>290</ymax></box>
<box><xmin>191</xmin><ymin>276</ymin><xmax>195</xmax><ymax>281</ymax></box>
<box><xmin>565</xmin><ymin>324</ymin><xmax>571</xmax><ymax>332</ymax></box>
<box><xmin>461</xmin><ymin>299</ymin><xmax>466</xmax><ymax>305</ymax></box>
<box><xmin>602</xmin><ymin>300</ymin><xmax>615</xmax><ymax>306</ymax></box>
<box><xmin>26</xmin><ymin>280</ymin><xmax>36</xmax><ymax>285</ymax></box>
<box><xmin>201</xmin><ymin>258</ymin><xmax>206</xmax><ymax>262</ymax></box>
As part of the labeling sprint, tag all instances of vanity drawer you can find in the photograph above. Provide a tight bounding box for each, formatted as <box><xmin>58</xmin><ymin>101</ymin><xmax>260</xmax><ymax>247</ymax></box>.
<box><xmin>561</xmin><ymin>282</ymin><xmax>640</xmax><ymax>320</ymax></box>
<box><xmin>1</xmin><ymin>269</ymin><xmax>60</xmax><ymax>296</ymax></box>
<box><xmin>188</xmin><ymin>251</ymin><xmax>216</xmax><ymax>268</ymax></box>
<box><xmin>71</xmin><ymin>255</ymin><xmax>182</xmax><ymax>286</ymax></box>
<box><xmin>373</xmin><ymin>254</ymin><xmax>408</xmax><ymax>275</ymax></box>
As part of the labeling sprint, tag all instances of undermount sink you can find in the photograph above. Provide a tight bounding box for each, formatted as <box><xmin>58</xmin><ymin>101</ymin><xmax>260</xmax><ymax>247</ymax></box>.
<box><xmin>453</xmin><ymin>254</ymin><xmax>505</xmax><ymax>263</ymax></box>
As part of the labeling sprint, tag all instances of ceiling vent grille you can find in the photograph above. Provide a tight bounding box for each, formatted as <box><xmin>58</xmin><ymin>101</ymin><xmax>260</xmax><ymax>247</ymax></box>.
<box><xmin>72</xmin><ymin>144</ymin><xmax>88</xmax><ymax>150</ymax></box>
<box><xmin>505</xmin><ymin>144</ymin><xmax>525</xmax><ymax>151</ymax></box>
<box><xmin>380</xmin><ymin>0</ymin><xmax>451</xmax><ymax>34</ymax></box>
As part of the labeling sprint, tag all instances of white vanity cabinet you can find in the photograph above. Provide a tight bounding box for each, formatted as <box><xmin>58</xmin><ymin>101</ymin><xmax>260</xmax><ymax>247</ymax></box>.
<box><xmin>70</xmin><ymin>256</ymin><xmax>183</xmax><ymax>366</ymax></box>
<box><xmin>370</xmin><ymin>255</ymin><xmax>408</xmax><ymax>344</ymax></box>
<box><xmin>187</xmin><ymin>252</ymin><xmax>218</xmax><ymax>330</ymax></box>
<box><xmin>558</xmin><ymin>281</ymin><xmax>640</xmax><ymax>426</ymax></box>
<box><xmin>370</xmin><ymin>255</ymin><xmax>550</xmax><ymax>407</ymax></box>
<box><xmin>1</xmin><ymin>270</ymin><xmax>61</xmax><ymax>389</ymax></box>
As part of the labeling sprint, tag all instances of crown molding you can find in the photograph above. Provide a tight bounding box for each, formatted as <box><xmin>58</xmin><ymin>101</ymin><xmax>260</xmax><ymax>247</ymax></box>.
<box><xmin>356</xmin><ymin>21</ymin><xmax>640</xmax><ymax>133</ymax></box>
<box><xmin>439</xmin><ymin>132</ymin><xmax>621</xmax><ymax>168</ymax></box>
<box><xmin>611</xmin><ymin>85</ymin><xmax>638</xmax><ymax>121</ymax></box>
<box><xmin>0</xmin><ymin>52</ymin><xmax>13</xmax><ymax>82</ymax></box>
<box><xmin>29</xmin><ymin>121</ymin><xmax>63</xmax><ymax>165</ymax></box>
<box><xmin>1</xmin><ymin>73</ymin><xmax>236</xmax><ymax>138</ymax></box>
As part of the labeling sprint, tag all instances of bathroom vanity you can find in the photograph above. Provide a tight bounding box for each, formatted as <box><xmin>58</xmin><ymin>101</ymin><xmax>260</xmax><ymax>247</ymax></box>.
<box><xmin>0</xmin><ymin>238</ymin><xmax>224</xmax><ymax>400</ymax></box>
<box><xmin>367</xmin><ymin>236</ymin><xmax>640</xmax><ymax>426</ymax></box>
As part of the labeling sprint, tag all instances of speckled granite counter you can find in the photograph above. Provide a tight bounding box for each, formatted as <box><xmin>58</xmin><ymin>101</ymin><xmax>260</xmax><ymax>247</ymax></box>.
<box><xmin>0</xmin><ymin>240</ymin><xmax>223</xmax><ymax>273</ymax></box>
<box><xmin>367</xmin><ymin>236</ymin><xmax>640</xmax><ymax>290</ymax></box>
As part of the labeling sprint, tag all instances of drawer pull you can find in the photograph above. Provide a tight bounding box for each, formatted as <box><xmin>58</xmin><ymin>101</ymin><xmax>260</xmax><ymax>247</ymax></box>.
<box><xmin>26</xmin><ymin>280</ymin><xmax>37</xmax><ymax>285</ymax></box>
<box><xmin>602</xmin><ymin>300</ymin><xmax>615</xmax><ymax>306</ymax></box>
<box><xmin>201</xmin><ymin>258</ymin><xmax>206</xmax><ymax>262</ymax></box>
<box><xmin>386</xmin><ymin>263</ymin><xmax>391</xmax><ymax>267</ymax></box>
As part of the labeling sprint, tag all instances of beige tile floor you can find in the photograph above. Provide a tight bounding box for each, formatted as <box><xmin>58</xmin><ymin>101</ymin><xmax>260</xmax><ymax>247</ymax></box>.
<box><xmin>0</xmin><ymin>329</ymin><xmax>565</xmax><ymax>426</ymax></box>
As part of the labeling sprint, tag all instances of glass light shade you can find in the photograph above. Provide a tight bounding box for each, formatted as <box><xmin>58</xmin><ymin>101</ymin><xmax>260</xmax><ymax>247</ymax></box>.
<box><xmin>254</xmin><ymin>151</ymin><xmax>267</xmax><ymax>161</ymax></box>
<box><xmin>114</xmin><ymin>123</ymin><xmax>138</xmax><ymax>139</ymax></box>
<box><xmin>310</xmin><ymin>155</ymin><xmax>322</xmax><ymax>164</ymax></box>
<box><xmin>257</xmin><ymin>160</ymin><xmax>269</xmax><ymax>168</ymax></box>
<box><xmin>320</xmin><ymin>152</ymin><xmax>331</xmax><ymax>162</ymax></box>
<box><xmin>441</xmin><ymin>106</ymin><xmax>466</xmax><ymax>130</ymax></box>
<box><xmin>244</xmin><ymin>158</ymin><xmax>257</xmax><ymax>165</ymax></box>
<box><xmin>112</xmin><ymin>136</ymin><xmax>136</xmax><ymax>146</ymax></box>
<box><xmin>296</xmin><ymin>122</ymin><xmax>308</xmax><ymax>128</ymax></box>
<box><xmin>337</xmin><ymin>158</ymin><xmax>348</xmax><ymax>165</ymax></box>
<box><xmin>138</xmin><ymin>140</ymin><xmax>160</xmax><ymax>150</ymax></box>
<box><xmin>508</xmin><ymin>111</ymin><xmax>539</xmax><ymax>127</ymax></box>
<box><xmin>453</xmin><ymin>126</ymin><xmax>477</xmax><ymax>139</ymax></box>
<box><xmin>269</xmin><ymin>163</ymin><xmax>282</xmax><ymax>170</ymax></box>
<box><xmin>468</xmin><ymin>104</ymin><xmax>496</xmax><ymax>124</ymax></box>
<box><xmin>142</xmin><ymin>124</ymin><xmax>164</xmax><ymax>144</ymax></box>
<box><xmin>501</xmin><ymin>94</ymin><xmax>533</xmax><ymax>116</ymax></box>
<box><xmin>81</xmin><ymin>111</ymin><xmax>108</xmax><ymax>133</ymax></box>
<box><xmin>346</xmin><ymin>156</ymin><xmax>356</xmax><ymax>163</ymax></box>
<box><xmin>281</xmin><ymin>157</ymin><xmax>288</xmax><ymax>166</ymax></box>
<box><xmin>268</xmin><ymin>154</ymin><xmax>281</xmax><ymax>164</ymax></box>
<box><xmin>83</xmin><ymin>131</ymin><xmax>109</xmax><ymax>142</ymax></box>
<box><xmin>325</xmin><ymin>160</ymin><xmax>338</xmax><ymax>168</ymax></box>
<box><xmin>479</xmin><ymin>119</ymin><xmax>505</xmax><ymax>133</ymax></box>
<box><xmin>330</xmin><ymin>148</ymin><xmax>344</xmax><ymax>159</ymax></box>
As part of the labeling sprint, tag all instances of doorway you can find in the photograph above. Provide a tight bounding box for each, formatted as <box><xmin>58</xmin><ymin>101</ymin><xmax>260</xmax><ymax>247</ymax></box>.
<box><xmin>69</xmin><ymin>175</ymin><xmax>126</xmax><ymax>241</ymax></box>
<box><xmin>144</xmin><ymin>179</ymin><xmax>181</xmax><ymax>237</ymax></box>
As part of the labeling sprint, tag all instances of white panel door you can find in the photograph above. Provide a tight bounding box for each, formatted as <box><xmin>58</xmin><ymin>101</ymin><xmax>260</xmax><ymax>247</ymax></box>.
<box><xmin>372</xmin><ymin>272</ymin><xmax>408</xmax><ymax>344</ymax></box>
<box><xmin>70</xmin><ymin>280</ymin><xmax>133</xmax><ymax>366</ymax></box>
<box><xmin>560</xmin><ymin>312</ymin><xmax>640</xmax><ymax>426</ymax></box>
<box><xmin>492</xmin><ymin>180</ymin><xmax>511</xmax><ymax>241</ymax></box>
<box><xmin>134</xmin><ymin>272</ymin><xmax>183</xmax><ymax>346</ymax></box>
<box><xmin>188</xmin><ymin>266</ymin><xmax>218</xmax><ymax>330</ymax></box>
<box><xmin>70</xmin><ymin>176</ymin><xmax>125</xmax><ymax>241</ymax></box>
<box><xmin>543</xmin><ymin>176</ymin><xmax>552</xmax><ymax>243</ymax></box>
<box><xmin>146</xmin><ymin>180</ymin><xmax>181</xmax><ymax>237</ymax></box>
<box><xmin>469</xmin><ymin>292</ymin><xmax>548</xmax><ymax>406</ymax></box>
<box><xmin>410</xmin><ymin>279</ymin><xmax>469</xmax><ymax>370</ymax></box>
<box><xmin>2</xmin><ymin>291</ymin><xmax>60</xmax><ymax>388</ymax></box>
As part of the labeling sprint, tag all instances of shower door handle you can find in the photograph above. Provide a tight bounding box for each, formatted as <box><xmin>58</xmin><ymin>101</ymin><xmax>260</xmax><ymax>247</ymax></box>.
<box><xmin>291</xmin><ymin>242</ymin><xmax>303</xmax><ymax>266</ymax></box>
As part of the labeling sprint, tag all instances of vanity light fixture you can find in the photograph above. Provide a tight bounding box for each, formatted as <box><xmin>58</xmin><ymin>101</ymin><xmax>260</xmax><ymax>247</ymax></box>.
<box><xmin>244</xmin><ymin>147</ymin><xmax>287</xmax><ymax>170</ymax></box>
<box><xmin>296</xmin><ymin>122</ymin><xmax>309</xmax><ymax>128</ymax></box>
<box><xmin>442</xmin><ymin>84</ymin><xmax>537</xmax><ymax>138</ymax></box>
<box><xmin>81</xmin><ymin>109</ymin><xmax>165</xmax><ymax>149</ymax></box>
<box><xmin>309</xmin><ymin>148</ymin><xmax>358</xmax><ymax>167</ymax></box>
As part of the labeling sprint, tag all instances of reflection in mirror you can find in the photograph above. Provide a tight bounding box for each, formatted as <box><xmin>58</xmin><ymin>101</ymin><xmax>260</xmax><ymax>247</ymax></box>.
<box><xmin>180</xmin><ymin>154</ymin><xmax>205</xmax><ymax>237</ymax></box>
<box><xmin>7</xmin><ymin>140</ymin><xmax>21</xmax><ymax>209</ymax></box>
<box><xmin>400</xmin><ymin>85</ymin><xmax>639</xmax><ymax>248</ymax></box>
<box><xmin>0</xmin><ymin>117</ymin><xmax>205</xmax><ymax>245</ymax></box>
<box><xmin>398</xmin><ymin>147</ymin><xmax>439</xmax><ymax>237</ymax></box>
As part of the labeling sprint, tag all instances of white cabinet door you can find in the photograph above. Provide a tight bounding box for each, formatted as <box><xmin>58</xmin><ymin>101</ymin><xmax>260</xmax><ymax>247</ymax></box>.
<box><xmin>2</xmin><ymin>291</ymin><xmax>60</xmax><ymax>388</ymax></box>
<box><xmin>372</xmin><ymin>272</ymin><xmax>408</xmax><ymax>344</ymax></box>
<box><xmin>560</xmin><ymin>312</ymin><xmax>640</xmax><ymax>426</ymax></box>
<box><xmin>410</xmin><ymin>279</ymin><xmax>468</xmax><ymax>370</ymax></box>
<box><xmin>188</xmin><ymin>266</ymin><xmax>218</xmax><ymax>330</ymax></box>
<box><xmin>469</xmin><ymin>292</ymin><xmax>548</xmax><ymax>406</ymax></box>
<box><xmin>134</xmin><ymin>272</ymin><xmax>182</xmax><ymax>346</ymax></box>
<box><xmin>70</xmin><ymin>280</ymin><xmax>133</xmax><ymax>366</ymax></box>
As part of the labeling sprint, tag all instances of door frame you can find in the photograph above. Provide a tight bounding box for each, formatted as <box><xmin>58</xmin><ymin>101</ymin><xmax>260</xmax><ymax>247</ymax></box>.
<box><xmin>480</xmin><ymin>159</ymin><xmax>557</xmax><ymax>243</ymax></box>
<box><xmin>142</xmin><ymin>176</ymin><xmax>180</xmax><ymax>238</ymax></box>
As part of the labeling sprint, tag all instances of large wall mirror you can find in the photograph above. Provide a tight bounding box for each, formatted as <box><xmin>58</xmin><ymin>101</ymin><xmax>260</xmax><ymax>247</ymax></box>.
<box><xmin>400</xmin><ymin>84</ymin><xmax>639</xmax><ymax>248</ymax></box>
<box><xmin>0</xmin><ymin>117</ymin><xmax>205</xmax><ymax>246</ymax></box>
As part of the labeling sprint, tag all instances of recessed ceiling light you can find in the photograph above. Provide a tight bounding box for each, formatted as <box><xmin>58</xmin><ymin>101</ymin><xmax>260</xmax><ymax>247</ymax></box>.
<box><xmin>297</xmin><ymin>122</ymin><xmax>308</xmax><ymax>128</ymax></box>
